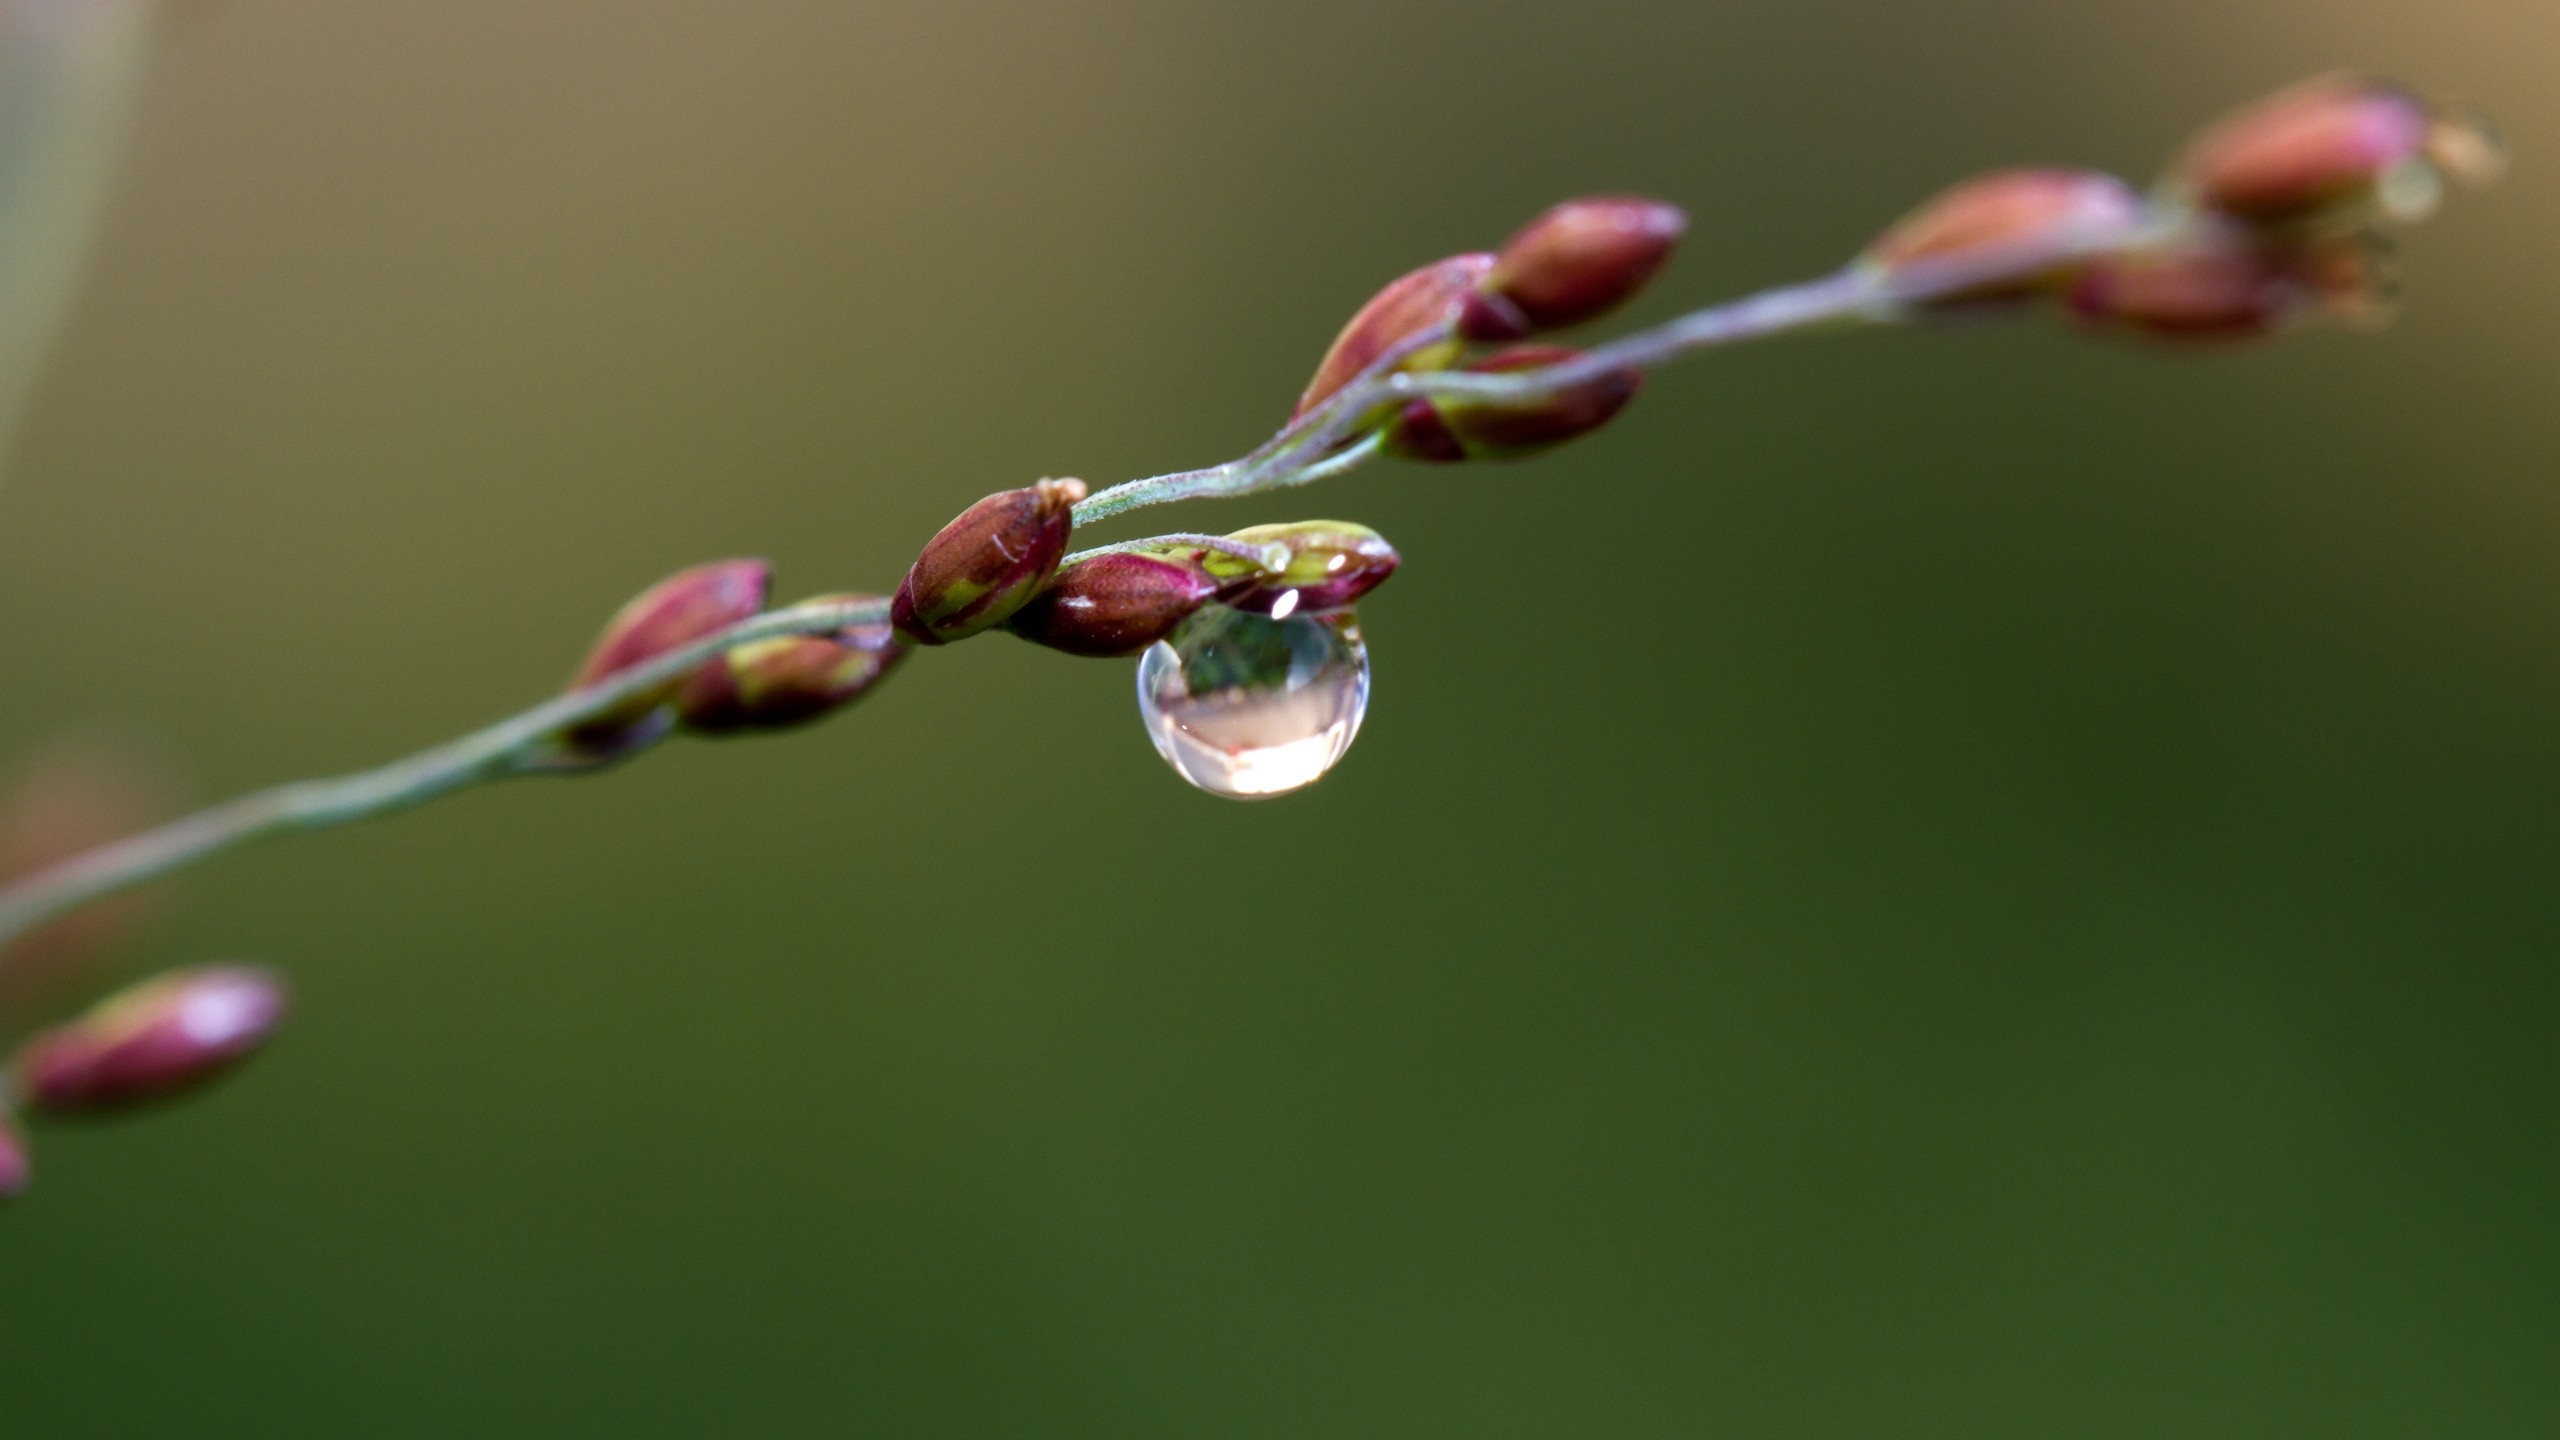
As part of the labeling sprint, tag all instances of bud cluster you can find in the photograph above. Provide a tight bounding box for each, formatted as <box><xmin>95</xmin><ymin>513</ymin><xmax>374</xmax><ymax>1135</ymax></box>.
<box><xmin>1857</xmin><ymin>75</ymin><xmax>2498</xmax><ymax>343</ymax></box>
<box><xmin>1290</xmin><ymin>197</ymin><xmax>1682</xmax><ymax>465</ymax></box>
<box><xmin>1008</xmin><ymin>522</ymin><xmax>1401</xmax><ymax>657</ymax></box>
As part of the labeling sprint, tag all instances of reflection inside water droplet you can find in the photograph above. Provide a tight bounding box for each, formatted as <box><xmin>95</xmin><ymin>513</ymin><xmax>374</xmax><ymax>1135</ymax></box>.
<box><xmin>1136</xmin><ymin>604</ymin><xmax>1369</xmax><ymax>799</ymax></box>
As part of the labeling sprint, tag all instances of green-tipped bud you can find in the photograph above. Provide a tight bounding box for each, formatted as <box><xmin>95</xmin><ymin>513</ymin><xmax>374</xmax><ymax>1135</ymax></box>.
<box><xmin>1858</xmin><ymin>169</ymin><xmax>2146</xmax><ymax>307</ymax></box>
<box><xmin>1382</xmin><ymin>345</ymin><xmax>1642</xmax><ymax>462</ymax></box>
<box><xmin>1462</xmin><ymin>196</ymin><xmax>1687</xmax><ymax>339</ymax></box>
<box><xmin>2168</xmin><ymin>74</ymin><xmax>2502</xmax><ymax>229</ymax></box>
<box><xmin>1005</xmin><ymin>552</ymin><xmax>1221</xmax><ymax>657</ymax></box>
<box><xmin>1294</xmin><ymin>254</ymin><xmax>1491</xmax><ymax>419</ymax></box>
<box><xmin>677</xmin><ymin>595</ymin><xmax>908</xmax><ymax>732</ymax></box>
<box><xmin>891</xmin><ymin>478</ymin><xmax>1087</xmax><ymax>645</ymax></box>
<box><xmin>1187</xmin><ymin>522</ymin><xmax>1399</xmax><ymax>617</ymax></box>
<box><xmin>562</xmin><ymin>559</ymin><xmax>772</xmax><ymax>757</ymax></box>
<box><xmin>13</xmin><ymin>965</ymin><xmax>288</xmax><ymax>1115</ymax></box>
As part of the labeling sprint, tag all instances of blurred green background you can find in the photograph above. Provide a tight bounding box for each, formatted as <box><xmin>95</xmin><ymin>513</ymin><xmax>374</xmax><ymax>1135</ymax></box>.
<box><xmin>2</xmin><ymin>0</ymin><xmax>2555</xmax><ymax>1433</ymax></box>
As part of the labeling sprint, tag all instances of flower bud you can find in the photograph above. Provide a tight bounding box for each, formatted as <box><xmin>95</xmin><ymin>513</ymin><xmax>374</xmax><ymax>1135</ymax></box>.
<box><xmin>562</xmin><ymin>560</ymin><xmax>773</xmax><ymax>755</ymax></box>
<box><xmin>0</xmin><ymin>1116</ymin><xmax>25</xmax><ymax>1200</ymax></box>
<box><xmin>1381</xmin><ymin>345</ymin><xmax>1642</xmax><ymax>462</ymax></box>
<box><xmin>2064</xmin><ymin>227</ymin><xmax>2385</xmax><ymax>342</ymax></box>
<box><xmin>1462</xmin><ymin>196</ymin><xmax>1687</xmax><ymax>339</ymax></box>
<box><xmin>1294</xmin><ymin>254</ymin><xmax>1491</xmax><ymax>419</ymax></box>
<box><xmin>1192</xmin><ymin>522</ymin><xmax>1399</xmax><ymax>616</ymax></box>
<box><xmin>1858</xmin><ymin>169</ymin><xmax>2146</xmax><ymax>306</ymax></box>
<box><xmin>1004</xmin><ymin>552</ymin><xmax>1221</xmax><ymax>658</ymax></box>
<box><xmin>2169</xmin><ymin>75</ymin><xmax>2502</xmax><ymax>228</ymax></box>
<box><xmin>14</xmin><ymin>965</ymin><xmax>287</xmax><ymax>1115</ymax></box>
<box><xmin>676</xmin><ymin>595</ymin><xmax>908</xmax><ymax>732</ymax></box>
<box><xmin>891</xmin><ymin>478</ymin><xmax>1087</xmax><ymax>645</ymax></box>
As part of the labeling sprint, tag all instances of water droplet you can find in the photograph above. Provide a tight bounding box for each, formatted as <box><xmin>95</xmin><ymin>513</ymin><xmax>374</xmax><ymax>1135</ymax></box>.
<box><xmin>1136</xmin><ymin>604</ymin><xmax>1369</xmax><ymax>799</ymax></box>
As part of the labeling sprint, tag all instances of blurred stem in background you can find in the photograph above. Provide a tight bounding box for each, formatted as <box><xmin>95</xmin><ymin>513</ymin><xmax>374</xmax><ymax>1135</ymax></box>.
<box><xmin>0</xmin><ymin>0</ymin><xmax>155</xmax><ymax>492</ymax></box>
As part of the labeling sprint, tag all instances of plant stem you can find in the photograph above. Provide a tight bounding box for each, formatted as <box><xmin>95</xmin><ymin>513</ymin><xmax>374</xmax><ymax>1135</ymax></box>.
<box><xmin>0</xmin><ymin>596</ymin><xmax>888</xmax><ymax>950</ymax></box>
<box><xmin>0</xmin><ymin>220</ymin><xmax>2137</xmax><ymax>952</ymax></box>
<box><xmin>1058</xmin><ymin>532</ymin><xmax>1290</xmax><ymax>573</ymax></box>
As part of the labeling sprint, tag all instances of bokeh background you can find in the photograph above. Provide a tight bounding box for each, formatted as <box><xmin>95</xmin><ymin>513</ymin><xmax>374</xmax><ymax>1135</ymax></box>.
<box><xmin>2</xmin><ymin>1</ymin><xmax>2554</xmax><ymax>1433</ymax></box>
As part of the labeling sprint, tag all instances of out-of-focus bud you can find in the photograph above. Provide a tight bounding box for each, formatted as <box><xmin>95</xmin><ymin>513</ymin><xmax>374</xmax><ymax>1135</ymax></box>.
<box><xmin>14</xmin><ymin>965</ymin><xmax>287</xmax><ymax>1115</ymax></box>
<box><xmin>1858</xmin><ymin>169</ymin><xmax>2147</xmax><ymax>306</ymax></box>
<box><xmin>2064</xmin><ymin>226</ymin><xmax>2386</xmax><ymax>342</ymax></box>
<box><xmin>0</xmin><ymin>1116</ymin><xmax>25</xmax><ymax>1200</ymax></box>
<box><xmin>1005</xmin><ymin>552</ymin><xmax>1220</xmax><ymax>658</ymax></box>
<box><xmin>1381</xmin><ymin>345</ymin><xmax>1642</xmax><ymax>462</ymax></box>
<box><xmin>1186</xmin><ymin>522</ymin><xmax>1399</xmax><ymax>617</ymax></box>
<box><xmin>677</xmin><ymin>595</ymin><xmax>907</xmax><ymax>732</ymax></box>
<box><xmin>561</xmin><ymin>560</ymin><xmax>773</xmax><ymax>755</ymax></box>
<box><xmin>0</xmin><ymin>740</ymin><xmax>172</xmax><ymax>1027</ymax></box>
<box><xmin>2169</xmin><ymin>75</ymin><xmax>2503</xmax><ymax>228</ymax></box>
<box><xmin>1294</xmin><ymin>254</ymin><xmax>1491</xmax><ymax>419</ymax></box>
<box><xmin>891</xmin><ymin>478</ymin><xmax>1087</xmax><ymax>645</ymax></box>
<box><xmin>1462</xmin><ymin>196</ymin><xmax>1687</xmax><ymax>339</ymax></box>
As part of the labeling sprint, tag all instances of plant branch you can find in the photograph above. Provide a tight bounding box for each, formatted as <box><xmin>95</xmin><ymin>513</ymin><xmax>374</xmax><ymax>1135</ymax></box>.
<box><xmin>0</xmin><ymin>595</ymin><xmax>889</xmax><ymax>950</ymax></box>
<box><xmin>0</xmin><ymin>213</ymin><xmax>2195</xmax><ymax>955</ymax></box>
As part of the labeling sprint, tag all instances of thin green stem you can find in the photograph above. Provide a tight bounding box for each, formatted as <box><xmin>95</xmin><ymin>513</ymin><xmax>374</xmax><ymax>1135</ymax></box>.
<box><xmin>0</xmin><ymin>596</ymin><xmax>888</xmax><ymax>950</ymax></box>
<box><xmin>0</xmin><ymin>219</ymin><xmax>2144</xmax><ymax>954</ymax></box>
<box><xmin>1059</xmin><ymin>533</ymin><xmax>1290</xmax><ymax>572</ymax></box>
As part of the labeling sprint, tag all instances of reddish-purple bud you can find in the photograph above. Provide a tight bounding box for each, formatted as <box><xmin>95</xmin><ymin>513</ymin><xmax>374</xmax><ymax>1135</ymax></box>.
<box><xmin>677</xmin><ymin>595</ymin><xmax>908</xmax><ymax>732</ymax></box>
<box><xmin>1294</xmin><ymin>254</ymin><xmax>1491</xmax><ymax>419</ymax></box>
<box><xmin>1193</xmin><ymin>522</ymin><xmax>1400</xmax><ymax>616</ymax></box>
<box><xmin>14</xmin><ymin>966</ymin><xmax>288</xmax><ymax>1115</ymax></box>
<box><xmin>1382</xmin><ymin>345</ymin><xmax>1642</xmax><ymax>462</ymax></box>
<box><xmin>891</xmin><ymin>478</ymin><xmax>1087</xmax><ymax>645</ymax></box>
<box><xmin>0</xmin><ymin>1116</ymin><xmax>26</xmax><ymax>1200</ymax></box>
<box><xmin>562</xmin><ymin>560</ymin><xmax>773</xmax><ymax>754</ymax></box>
<box><xmin>1859</xmin><ymin>169</ymin><xmax>2146</xmax><ymax>305</ymax></box>
<box><xmin>2171</xmin><ymin>75</ymin><xmax>2502</xmax><ymax>227</ymax></box>
<box><xmin>1464</xmin><ymin>196</ymin><xmax>1687</xmax><ymax>339</ymax></box>
<box><xmin>1005</xmin><ymin>552</ymin><xmax>1221</xmax><ymax>658</ymax></box>
<box><xmin>2064</xmin><ymin>227</ymin><xmax>2385</xmax><ymax>343</ymax></box>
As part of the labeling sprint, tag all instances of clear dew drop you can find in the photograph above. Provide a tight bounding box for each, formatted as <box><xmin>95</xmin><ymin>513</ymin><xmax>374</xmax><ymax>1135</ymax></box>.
<box><xmin>1136</xmin><ymin>604</ymin><xmax>1369</xmax><ymax>800</ymax></box>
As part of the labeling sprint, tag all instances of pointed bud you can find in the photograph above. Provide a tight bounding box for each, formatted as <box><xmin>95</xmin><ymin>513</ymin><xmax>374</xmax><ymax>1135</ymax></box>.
<box><xmin>676</xmin><ymin>595</ymin><xmax>908</xmax><ymax>732</ymax></box>
<box><xmin>1005</xmin><ymin>552</ymin><xmax>1221</xmax><ymax>658</ymax></box>
<box><xmin>1294</xmin><ymin>254</ymin><xmax>1491</xmax><ymax>419</ymax></box>
<box><xmin>2170</xmin><ymin>75</ymin><xmax>2502</xmax><ymax>228</ymax></box>
<box><xmin>1188</xmin><ymin>522</ymin><xmax>1399</xmax><ymax>616</ymax></box>
<box><xmin>2064</xmin><ymin>226</ymin><xmax>2384</xmax><ymax>342</ymax></box>
<box><xmin>0</xmin><ymin>1115</ymin><xmax>25</xmax><ymax>1200</ymax></box>
<box><xmin>891</xmin><ymin>478</ymin><xmax>1087</xmax><ymax>645</ymax></box>
<box><xmin>1463</xmin><ymin>196</ymin><xmax>1687</xmax><ymax>339</ymax></box>
<box><xmin>1859</xmin><ymin>169</ymin><xmax>2146</xmax><ymax>306</ymax></box>
<box><xmin>1382</xmin><ymin>345</ymin><xmax>1642</xmax><ymax>462</ymax></box>
<box><xmin>561</xmin><ymin>560</ymin><xmax>772</xmax><ymax>756</ymax></box>
<box><xmin>14</xmin><ymin>966</ymin><xmax>288</xmax><ymax>1115</ymax></box>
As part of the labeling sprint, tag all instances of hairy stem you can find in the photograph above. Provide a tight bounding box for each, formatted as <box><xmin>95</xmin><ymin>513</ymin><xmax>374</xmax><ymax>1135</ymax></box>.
<box><xmin>0</xmin><ymin>220</ymin><xmax>2132</xmax><ymax>951</ymax></box>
